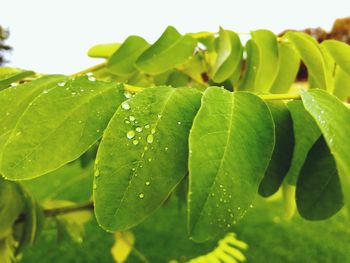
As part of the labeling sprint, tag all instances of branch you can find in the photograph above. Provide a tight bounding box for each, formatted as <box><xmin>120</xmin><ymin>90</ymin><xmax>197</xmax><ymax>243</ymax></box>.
<box><xmin>15</xmin><ymin>201</ymin><xmax>94</xmax><ymax>224</ymax></box>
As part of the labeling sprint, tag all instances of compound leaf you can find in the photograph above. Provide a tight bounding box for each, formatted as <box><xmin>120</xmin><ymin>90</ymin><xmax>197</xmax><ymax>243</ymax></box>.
<box><xmin>94</xmin><ymin>86</ymin><xmax>201</xmax><ymax>231</ymax></box>
<box><xmin>188</xmin><ymin>87</ymin><xmax>275</xmax><ymax>242</ymax></box>
<box><xmin>136</xmin><ymin>26</ymin><xmax>197</xmax><ymax>74</ymax></box>
<box><xmin>0</xmin><ymin>76</ymin><xmax>125</xmax><ymax>180</ymax></box>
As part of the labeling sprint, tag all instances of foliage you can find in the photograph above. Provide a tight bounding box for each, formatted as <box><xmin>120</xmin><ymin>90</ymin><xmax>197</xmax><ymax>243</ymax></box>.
<box><xmin>0</xmin><ymin>25</ymin><xmax>350</xmax><ymax>262</ymax></box>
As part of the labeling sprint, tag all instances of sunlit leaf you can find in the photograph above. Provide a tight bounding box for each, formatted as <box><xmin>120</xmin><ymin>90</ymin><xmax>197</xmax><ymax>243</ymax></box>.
<box><xmin>87</xmin><ymin>43</ymin><xmax>121</xmax><ymax>58</ymax></box>
<box><xmin>322</xmin><ymin>40</ymin><xmax>350</xmax><ymax>75</ymax></box>
<box><xmin>0</xmin><ymin>67</ymin><xmax>35</xmax><ymax>91</ymax></box>
<box><xmin>111</xmin><ymin>231</ymin><xmax>135</xmax><ymax>263</ymax></box>
<box><xmin>188</xmin><ymin>87</ymin><xmax>275</xmax><ymax>241</ymax></box>
<box><xmin>94</xmin><ymin>87</ymin><xmax>201</xmax><ymax>231</ymax></box>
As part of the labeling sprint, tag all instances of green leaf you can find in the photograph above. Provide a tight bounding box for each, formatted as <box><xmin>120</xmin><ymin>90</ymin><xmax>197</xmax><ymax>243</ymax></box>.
<box><xmin>270</xmin><ymin>42</ymin><xmax>300</xmax><ymax>94</ymax></box>
<box><xmin>188</xmin><ymin>87</ymin><xmax>275</xmax><ymax>242</ymax></box>
<box><xmin>0</xmin><ymin>76</ymin><xmax>125</xmax><ymax>180</ymax></box>
<box><xmin>94</xmin><ymin>86</ymin><xmax>201</xmax><ymax>231</ymax></box>
<box><xmin>0</xmin><ymin>75</ymin><xmax>67</xmax><ymax>154</ymax></box>
<box><xmin>333</xmin><ymin>66</ymin><xmax>350</xmax><ymax>102</ymax></box>
<box><xmin>250</xmin><ymin>30</ymin><xmax>279</xmax><ymax>92</ymax></box>
<box><xmin>238</xmin><ymin>40</ymin><xmax>259</xmax><ymax>91</ymax></box>
<box><xmin>285</xmin><ymin>32</ymin><xmax>333</xmax><ymax>91</ymax></box>
<box><xmin>284</xmin><ymin>101</ymin><xmax>321</xmax><ymax>185</ymax></box>
<box><xmin>107</xmin><ymin>36</ymin><xmax>149</xmax><ymax>77</ymax></box>
<box><xmin>87</xmin><ymin>43</ymin><xmax>121</xmax><ymax>58</ymax></box>
<box><xmin>210</xmin><ymin>28</ymin><xmax>243</xmax><ymax>83</ymax></box>
<box><xmin>259</xmin><ymin>101</ymin><xmax>294</xmax><ymax>197</ymax></box>
<box><xmin>136</xmin><ymin>26</ymin><xmax>197</xmax><ymax>74</ymax></box>
<box><xmin>296</xmin><ymin>137</ymin><xmax>343</xmax><ymax>220</ymax></box>
<box><xmin>0</xmin><ymin>178</ymin><xmax>24</xmax><ymax>239</ymax></box>
<box><xmin>300</xmin><ymin>89</ymin><xmax>350</xmax><ymax>214</ymax></box>
<box><xmin>0</xmin><ymin>67</ymin><xmax>35</xmax><ymax>91</ymax></box>
<box><xmin>322</xmin><ymin>40</ymin><xmax>350</xmax><ymax>75</ymax></box>
<box><xmin>0</xmin><ymin>234</ymin><xmax>17</xmax><ymax>263</ymax></box>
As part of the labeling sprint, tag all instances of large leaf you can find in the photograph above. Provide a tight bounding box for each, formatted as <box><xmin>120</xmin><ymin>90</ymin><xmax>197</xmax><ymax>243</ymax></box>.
<box><xmin>284</xmin><ymin>101</ymin><xmax>321</xmax><ymax>184</ymax></box>
<box><xmin>188</xmin><ymin>87</ymin><xmax>275</xmax><ymax>242</ymax></box>
<box><xmin>285</xmin><ymin>32</ymin><xmax>333</xmax><ymax>91</ymax></box>
<box><xmin>270</xmin><ymin>42</ymin><xmax>300</xmax><ymax>94</ymax></box>
<box><xmin>0</xmin><ymin>67</ymin><xmax>35</xmax><ymax>91</ymax></box>
<box><xmin>136</xmin><ymin>26</ymin><xmax>197</xmax><ymax>74</ymax></box>
<box><xmin>300</xmin><ymin>89</ymin><xmax>350</xmax><ymax>212</ymax></box>
<box><xmin>107</xmin><ymin>36</ymin><xmax>149</xmax><ymax>77</ymax></box>
<box><xmin>250</xmin><ymin>30</ymin><xmax>279</xmax><ymax>92</ymax></box>
<box><xmin>87</xmin><ymin>43</ymin><xmax>121</xmax><ymax>58</ymax></box>
<box><xmin>210</xmin><ymin>28</ymin><xmax>243</xmax><ymax>83</ymax></box>
<box><xmin>322</xmin><ymin>40</ymin><xmax>350</xmax><ymax>75</ymax></box>
<box><xmin>0</xmin><ymin>75</ymin><xmax>67</xmax><ymax>154</ymax></box>
<box><xmin>333</xmin><ymin>66</ymin><xmax>350</xmax><ymax>102</ymax></box>
<box><xmin>259</xmin><ymin>101</ymin><xmax>294</xmax><ymax>197</ymax></box>
<box><xmin>296</xmin><ymin>137</ymin><xmax>343</xmax><ymax>220</ymax></box>
<box><xmin>94</xmin><ymin>86</ymin><xmax>201</xmax><ymax>231</ymax></box>
<box><xmin>0</xmin><ymin>76</ymin><xmax>125</xmax><ymax>180</ymax></box>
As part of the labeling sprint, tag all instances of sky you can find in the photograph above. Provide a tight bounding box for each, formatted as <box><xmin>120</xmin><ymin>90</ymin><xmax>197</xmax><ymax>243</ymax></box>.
<box><xmin>2</xmin><ymin>0</ymin><xmax>349</xmax><ymax>74</ymax></box>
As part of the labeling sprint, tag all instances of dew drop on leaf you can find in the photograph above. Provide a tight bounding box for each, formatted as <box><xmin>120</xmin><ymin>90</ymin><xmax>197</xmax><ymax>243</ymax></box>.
<box><xmin>124</xmin><ymin>91</ymin><xmax>132</xmax><ymax>98</ymax></box>
<box><xmin>93</xmin><ymin>183</ymin><xmax>97</xmax><ymax>190</ymax></box>
<box><xmin>147</xmin><ymin>134</ymin><xmax>154</xmax><ymax>144</ymax></box>
<box><xmin>145</xmin><ymin>181</ymin><xmax>150</xmax><ymax>186</ymax></box>
<box><xmin>57</xmin><ymin>81</ymin><xmax>66</xmax><ymax>87</ymax></box>
<box><xmin>88</xmin><ymin>76</ymin><xmax>96</xmax><ymax>81</ymax></box>
<box><xmin>136</xmin><ymin>127</ymin><xmax>143</xmax><ymax>132</ymax></box>
<box><xmin>129</xmin><ymin>116</ymin><xmax>136</xmax><ymax>122</ymax></box>
<box><xmin>126</xmin><ymin>130</ymin><xmax>135</xmax><ymax>139</ymax></box>
<box><xmin>133</xmin><ymin>140</ymin><xmax>139</xmax><ymax>145</ymax></box>
<box><xmin>121</xmin><ymin>102</ymin><xmax>130</xmax><ymax>110</ymax></box>
<box><xmin>139</xmin><ymin>193</ymin><xmax>145</xmax><ymax>199</ymax></box>
<box><xmin>144</xmin><ymin>124</ymin><xmax>150</xmax><ymax>129</ymax></box>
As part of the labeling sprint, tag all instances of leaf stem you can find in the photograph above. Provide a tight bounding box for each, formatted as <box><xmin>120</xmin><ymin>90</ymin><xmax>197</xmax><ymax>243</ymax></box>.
<box><xmin>259</xmin><ymin>94</ymin><xmax>301</xmax><ymax>101</ymax></box>
<box><xmin>71</xmin><ymin>62</ymin><xmax>107</xmax><ymax>77</ymax></box>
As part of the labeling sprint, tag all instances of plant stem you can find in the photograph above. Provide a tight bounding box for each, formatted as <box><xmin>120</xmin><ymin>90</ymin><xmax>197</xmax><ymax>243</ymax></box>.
<box><xmin>259</xmin><ymin>93</ymin><xmax>301</xmax><ymax>101</ymax></box>
<box><xmin>71</xmin><ymin>62</ymin><xmax>107</xmax><ymax>77</ymax></box>
<box><xmin>15</xmin><ymin>201</ymin><xmax>94</xmax><ymax>224</ymax></box>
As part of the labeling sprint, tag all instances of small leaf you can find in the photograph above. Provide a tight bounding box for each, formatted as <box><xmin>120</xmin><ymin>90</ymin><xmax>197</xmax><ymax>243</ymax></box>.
<box><xmin>259</xmin><ymin>101</ymin><xmax>294</xmax><ymax>197</ymax></box>
<box><xmin>136</xmin><ymin>26</ymin><xmax>197</xmax><ymax>74</ymax></box>
<box><xmin>87</xmin><ymin>43</ymin><xmax>121</xmax><ymax>58</ymax></box>
<box><xmin>107</xmin><ymin>36</ymin><xmax>149</xmax><ymax>77</ymax></box>
<box><xmin>322</xmin><ymin>40</ymin><xmax>350</xmax><ymax>75</ymax></box>
<box><xmin>0</xmin><ymin>178</ymin><xmax>24</xmax><ymax>239</ymax></box>
<box><xmin>188</xmin><ymin>87</ymin><xmax>275</xmax><ymax>242</ymax></box>
<box><xmin>250</xmin><ymin>29</ymin><xmax>279</xmax><ymax>92</ymax></box>
<box><xmin>111</xmin><ymin>231</ymin><xmax>135</xmax><ymax>263</ymax></box>
<box><xmin>300</xmin><ymin>89</ymin><xmax>350</xmax><ymax>214</ymax></box>
<box><xmin>94</xmin><ymin>87</ymin><xmax>201</xmax><ymax>231</ymax></box>
<box><xmin>0</xmin><ymin>67</ymin><xmax>35</xmax><ymax>91</ymax></box>
<box><xmin>0</xmin><ymin>76</ymin><xmax>125</xmax><ymax>180</ymax></box>
<box><xmin>210</xmin><ymin>28</ymin><xmax>243</xmax><ymax>83</ymax></box>
<box><xmin>285</xmin><ymin>32</ymin><xmax>333</xmax><ymax>91</ymax></box>
<box><xmin>296</xmin><ymin>137</ymin><xmax>343</xmax><ymax>220</ymax></box>
<box><xmin>238</xmin><ymin>40</ymin><xmax>259</xmax><ymax>91</ymax></box>
<box><xmin>284</xmin><ymin>101</ymin><xmax>321</xmax><ymax>184</ymax></box>
<box><xmin>270</xmin><ymin>42</ymin><xmax>300</xmax><ymax>94</ymax></box>
<box><xmin>333</xmin><ymin>66</ymin><xmax>350</xmax><ymax>102</ymax></box>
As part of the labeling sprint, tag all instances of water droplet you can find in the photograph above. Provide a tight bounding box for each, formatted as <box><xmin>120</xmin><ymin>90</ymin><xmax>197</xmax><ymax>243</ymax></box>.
<box><xmin>144</xmin><ymin>146</ymin><xmax>148</xmax><ymax>150</ymax></box>
<box><xmin>96</xmin><ymin>129</ymin><xmax>100</xmax><ymax>133</ymax></box>
<box><xmin>139</xmin><ymin>193</ymin><xmax>145</xmax><ymax>199</ymax></box>
<box><xmin>157</xmin><ymin>114</ymin><xmax>162</xmax><ymax>119</ymax></box>
<box><xmin>321</xmin><ymin>110</ymin><xmax>325</xmax><ymax>114</ymax></box>
<box><xmin>71</xmin><ymin>91</ymin><xmax>77</xmax><ymax>96</ymax></box>
<box><xmin>237</xmin><ymin>207</ymin><xmax>241</xmax><ymax>210</ymax></box>
<box><xmin>57</xmin><ymin>81</ymin><xmax>66</xmax><ymax>87</ymax></box>
<box><xmin>227</xmin><ymin>224</ymin><xmax>231</xmax><ymax>228</ymax></box>
<box><xmin>127</xmin><ymin>130</ymin><xmax>135</xmax><ymax>139</ymax></box>
<box><xmin>133</xmin><ymin>139</ymin><xmax>139</xmax><ymax>145</ymax></box>
<box><xmin>151</xmin><ymin>128</ymin><xmax>156</xmax><ymax>134</ymax></box>
<box><xmin>125</xmin><ymin>120</ymin><xmax>130</xmax><ymax>124</ymax></box>
<box><xmin>43</xmin><ymin>89</ymin><xmax>49</xmax><ymax>94</ymax></box>
<box><xmin>136</xmin><ymin>127</ymin><xmax>142</xmax><ymax>132</ymax></box>
<box><xmin>129</xmin><ymin>116</ymin><xmax>135</xmax><ymax>122</ymax></box>
<box><xmin>147</xmin><ymin>134</ymin><xmax>154</xmax><ymax>144</ymax></box>
<box><xmin>80</xmin><ymin>88</ymin><xmax>84</xmax><ymax>92</ymax></box>
<box><xmin>145</xmin><ymin>181</ymin><xmax>150</xmax><ymax>186</ymax></box>
<box><xmin>86</xmin><ymin>72</ymin><xmax>93</xmax><ymax>76</ymax></box>
<box><xmin>164</xmin><ymin>147</ymin><xmax>168</xmax><ymax>151</ymax></box>
<box><xmin>124</xmin><ymin>91</ymin><xmax>132</xmax><ymax>98</ymax></box>
<box><xmin>249</xmin><ymin>204</ymin><xmax>254</xmax><ymax>208</ymax></box>
<box><xmin>144</xmin><ymin>124</ymin><xmax>150</xmax><ymax>129</ymax></box>
<box><xmin>93</xmin><ymin>183</ymin><xmax>97</xmax><ymax>190</ymax></box>
<box><xmin>88</xmin><ymin>76</ymin><xmax>96</xmax><ymax>81</ymax></box>
<box><xmin>148</xmin><ymin>158</ymin><xmax>152</xmax><ymax>162</ymax></box>
<box><xmin>219</xmin><ymin>184</ymin><xmax>223</xmax><ymax>188</ymax></box>
<box><xmin>121</xmin><ymin>102</ymin><xmax>130</xmax><ymax>110</ymax></box>
<box><xmin>132</xmin><ymin>168</ymin><xmax>136</xmax><ymax>171</ymax></box>
<box><xmin>177</xmin><ymin>121</ymin><xmax>181</xmax><ymax>125</ymax></box>
<box><xmin>211</xmin><ymin>193</ymin><xmax>215</xmax><ymax>197</ymax></box>
<box><xmin>95</xmin><ymin>170</ymin><xmax>100</xmax><ymax>177</ymax></box>
<box><xmin>10</xmin><ymin>82</ymin><xmax>18</xmax><ymax>87</ymax></box>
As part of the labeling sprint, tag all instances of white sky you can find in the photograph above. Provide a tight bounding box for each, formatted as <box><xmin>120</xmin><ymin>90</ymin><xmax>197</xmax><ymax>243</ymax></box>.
<box><xmin>2</xmin><ymin>0</ymin><xmax>349</xmax><ymax>74</ymax></box>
